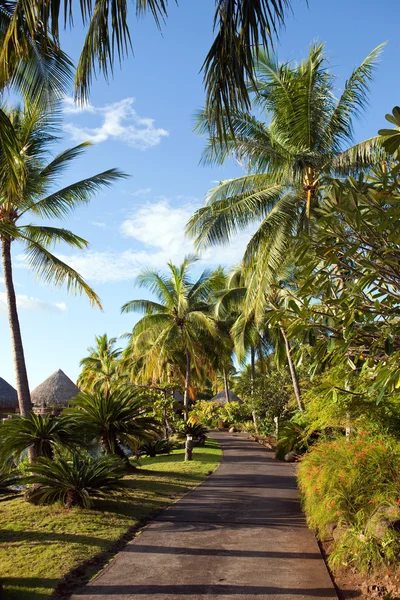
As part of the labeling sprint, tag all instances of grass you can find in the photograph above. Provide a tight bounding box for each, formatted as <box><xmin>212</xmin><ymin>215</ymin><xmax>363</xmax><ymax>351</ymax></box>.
<box><xmin>0</xmin><ymin>439</ymin><xmax>222</xmax><ymax>600</ymax></box>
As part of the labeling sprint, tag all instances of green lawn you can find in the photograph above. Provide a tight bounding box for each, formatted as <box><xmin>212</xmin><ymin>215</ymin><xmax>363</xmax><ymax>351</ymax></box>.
<box><xmin>0</xmin><ymin>440</ymin><xmax>222</xmax><ymax>600</ymax></box>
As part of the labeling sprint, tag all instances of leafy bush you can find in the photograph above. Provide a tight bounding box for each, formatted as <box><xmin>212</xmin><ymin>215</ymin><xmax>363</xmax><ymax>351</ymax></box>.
<box><xmin>24</xmin><ymin>454</ymin><xmax>127</xmax><ymax>508</ymax></box>
<box><xmin>139</xmin><ymin>439</ymin><xmax>177</xmax><ymax>457</ymax></box>
<box><xmin>221</xmin><ymin>401</ymin><xmax>250</xmax><ymax>425</ymax></box>
<box><xmin>189</xmin><ymin>400</ymin><xmax>222</xmax><ymax>426</ymax></box>
<box><xmin>298</xmin><ymin>434</ymin><xmax>400</xmax><ymax>571</ymax></box>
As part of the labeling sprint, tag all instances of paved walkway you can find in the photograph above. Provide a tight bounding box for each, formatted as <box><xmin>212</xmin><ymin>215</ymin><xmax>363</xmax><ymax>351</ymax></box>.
<box><xmin>71</xmin><ymin>432</ymin><xmax>337</xmax><ymax>600</ymax></box>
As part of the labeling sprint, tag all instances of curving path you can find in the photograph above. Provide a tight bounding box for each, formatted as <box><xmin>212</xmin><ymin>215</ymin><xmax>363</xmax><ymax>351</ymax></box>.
<box><xmin>71</xmin><ymin>432</ymin><xmax>337</xmax><ymax>600</ymax></box>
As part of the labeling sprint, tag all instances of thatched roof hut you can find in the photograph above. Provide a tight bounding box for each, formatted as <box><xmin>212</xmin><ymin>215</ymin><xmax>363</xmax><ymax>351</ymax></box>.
<box><xmin>0</xmin><ymin>377</ymin><xmax>18</xmax><ymax>412</ymax></box>
<box><xmin>210</xmin><ymin>390</ymin><xmax>242</xmax><ymax>406</ymax></box>
<box><xmin>31</xmin><ymin>369</ymin><xmax>80</xmax><ymax>408</ymax></box>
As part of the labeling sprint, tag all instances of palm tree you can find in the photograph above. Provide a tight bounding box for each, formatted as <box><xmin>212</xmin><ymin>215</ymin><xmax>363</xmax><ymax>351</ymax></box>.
<box><xmin>1</xmin><ymin>0</ymin><xmax>294</xmax><ymax>126</ymax></box>
<box><xmin>121</xmin><ymin>257</ymin><xmax>219</xmax><ymax>419</ymax></box>
<box><xmin>0</xmin><ymin>102</ymin><xmax>125</xmax><ymax>419</ymax></box>
<box><xmin>187</xmin><ymin>43</ymin><xmax>384</xmax><ymax>277</ymax></box>
<box><xmin>78</xmin><ymin>334</ymin><xmax>122</xmax><ymax>392</ymax></box>
<box><xmin>69</xmin><ymin>387</ymin><xmax>159</xmax><ymax>461</ymax></box>
<box><xmin>0</xmin><ymin>413</ymin><xmax>80</xmax><ymax>460</ymax></box>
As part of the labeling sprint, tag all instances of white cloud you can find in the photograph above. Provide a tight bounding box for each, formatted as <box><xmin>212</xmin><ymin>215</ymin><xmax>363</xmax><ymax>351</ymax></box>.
<box><xmin>54</xmin><ymin>199</ymin><xmax>253</xmax><ymax>284</ymax></box>
<box><xmin>91</xmin><ymin>221</ymin><xmax>106</xmax><ymax>228</ymax></box>
<box><xmin>0</xmin><ymin>293</ymin><xmax>67</xmax><ymax>314</ymax></box>
<box><xmin>63</xmin><ymin>97</ymin><xmax>168</xmax><ymax>150</ymax></box>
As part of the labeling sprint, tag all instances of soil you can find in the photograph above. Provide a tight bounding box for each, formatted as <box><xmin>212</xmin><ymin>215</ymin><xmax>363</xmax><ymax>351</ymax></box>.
<box><xmin>320</xmin><ymin>540</ymin><xmax>400</xmax><ymax>600</ymax></box>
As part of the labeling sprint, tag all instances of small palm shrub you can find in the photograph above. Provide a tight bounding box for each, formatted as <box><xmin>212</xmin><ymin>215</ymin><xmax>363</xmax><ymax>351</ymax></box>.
<box><xmin>24</xmin><ymin>455</ymin><xmax>127</xmax><ymax>508</ymax></box>
<box><xmin>178</xmin><ymin>423</ymin><xmax>208</xmax><ymax>446</ymax></box>
<box><xmin>275</xmin><ymin>417</ymin><xmax>308</xmax><ymax>460</ymax></box>
<box><xmin>298</xmin><ymin>434</ymin><xmax>400</xmax><ymax>571</ymax></box>
<box><xmin>139</xmin><ymin>439</ymin><xmax>177</xmax><ymax>458</ymax></box>
<box><xmin>0</xmin><ymin>413</ymin><xmax>80</xmax><ymax>461</ymax></box>
<box><xmin>68</xmin><ymin>387</ymin><xmax>159</xmax><ymax>460</ymax></box>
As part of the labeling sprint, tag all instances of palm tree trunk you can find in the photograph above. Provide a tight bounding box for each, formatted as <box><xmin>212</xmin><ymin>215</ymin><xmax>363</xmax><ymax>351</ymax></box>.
<box><xmin>183</xmin><ymin>352</ymin><xmax>191</xmax><ymax>422</ymax></box>
<box><xmin>223</xmin><ymin>367</ymin><xmax>230</xmax><ymax>405</ymax></box>
<box><xmin>1</xmin><ymin>239</ymin><xmax>32</xmax><ymax>417</ymax></box>
<box><xmin>250</xmin><ymin>346</ymin><xmax>259</xmax><ymax>434</ymax></box>
<box><xmin>280</xmin><ymin>326</ymin><xmax>304</xmax><ymax>412</ymax></box>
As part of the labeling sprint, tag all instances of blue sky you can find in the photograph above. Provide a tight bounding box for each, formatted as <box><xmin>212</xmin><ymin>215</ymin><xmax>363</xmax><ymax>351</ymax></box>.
<box><xmin>1</xmin><ymin>0</ymin><xmax>400</xmax><ymax>389</ymax></box>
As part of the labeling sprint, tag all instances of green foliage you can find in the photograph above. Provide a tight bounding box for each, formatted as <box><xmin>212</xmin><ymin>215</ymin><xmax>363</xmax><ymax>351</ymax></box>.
<box><xmin>275</xmin><ymin>415</ymin><xmax>308</xmax><ymax>460</ymax></box>
<box><xmin>234</xmin><ymin>367</ymin><xmax>292</xmax><ymax>434</ymax></box>
<box><xmin>190</xmin><ymin>400</ymin><xmax>222</xmax><ymax>426</ymax></box>
<box><xmin>24</xmin><ymin>455</ymin><xmax>127</xmax><ymax>509</ymax></box>
<box><xmin>221</xmin><ymin>401</ymin><xmax>250</xmax><ymax>425</ymax></box>
<box><xmin>0</xmin><ymin>413</ymin><xmax>80</xmax><ymax>461</ymax></box>
<box><xmin>139</xmin><ymin>438</ymin><xmax>177</xmax><ymax>458</ymax></box>
<box><xmin>177</xmin><ymin>422</ymin><xmax>208</xmax><ymax>446</ymax></box>
<box><xmin>298</xmin><ymin>435</ymin><xmax>400</xmax><ymax>571</ymax></box>
<box><xmin>68</xmin><ymin>386</ymin><xmax>159</xmax><ymax>457</ymax></box>
<box><xmin>0</xmin><ymin>463</ymin><xmax>19</xmax><ymax>494</ymax></box>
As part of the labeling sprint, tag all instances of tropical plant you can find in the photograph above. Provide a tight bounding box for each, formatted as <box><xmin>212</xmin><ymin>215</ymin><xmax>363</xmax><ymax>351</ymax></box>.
<box><xmin>121</xmin><ymin>257</ymin><xmax>219</xmax><ymax>418</ymax></box>
<box><xmin>24</xmin><ymin>454</ymin><xmax>127</xmax><ymax>508</ymax></box>
<box><xmin>78</xmin><ymin>334</ymin><xmax>122</xmax><ymax>392</ymax></box>
<box><xmin>0</xmin><ymin>0</ymin><xmax>294</xmax><ymax>124</ymax></box>
<box><xmin>0</xmin><ymin>413</ymin><xmax>80</xmax><ymax>461</ymax></box>
<box><xmin>187</xmin><ymin>43</ymin><xmax>383</xmax><ymax>285</ymax></box>
<box><xmin>69</xmin><ymin>387</ymin><xmax>159</xmax><ymax>461</ymax></box>
<box><xmin>0</xmin><ymin>102</ymin><xmax>125</xmax><ymax>419</ymax></box>
<box><xmin>139</xmin><ymin>438</ymin><xmax>177</xmax><ymax>458</ymax></box>
<box><xmin>0</xmin><ymin>462</ymin><xmax>19</xmax><ymax>493</ymax></box>
<box><xmin>178</xmin><ymin>422</ymin><xmax>208</xmax><ymax>446</ymax></box>
<box><xmin>298</xmin><ymin>434</ymin><xmax>400</xmax><ymax>571</ymax></box>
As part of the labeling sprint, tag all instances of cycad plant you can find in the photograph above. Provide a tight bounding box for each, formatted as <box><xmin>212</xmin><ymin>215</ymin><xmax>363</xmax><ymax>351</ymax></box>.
<box><xmin>0</xmin><ymin>102</ymin><xmax>125</xmax><ymax>418</ymax></box>
<box><xmin>121</xmin><ymin>257</ymin><xmax>219</xmax><ymax>418</ymax></box>
<box><xmin>78</xmin><ymin>334</ymin><xmax>122</xmax><ymax>392</ymax></box>
<box><xmin>69</xmin><ymin>387</ymin><xmax>159</xmax><ymax>461</ymax></box>
<box><xmin>24</xmin><ymin>454</ymin><xmax>127</xmax><ymax>508</ymax></box>
<box><xmin>188</xmin><ymin>43</ymin><xmax>384</xmax><ymax>277</ymax></box>
<box><xmin>0</xmin><ymin>413</ymin><xmax>80</xmax><ymax>461</ymax></box>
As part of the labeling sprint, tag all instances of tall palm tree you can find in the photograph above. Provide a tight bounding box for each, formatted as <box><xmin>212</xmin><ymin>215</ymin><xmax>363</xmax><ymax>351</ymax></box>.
<box><xmin>78</xmin><ymin>334</ymin><xmax>122</xmax><ymax>393</ymax></box>
<box><xmin>1</xmin><ymin>0</ymin><xmax>294</xmax><ymax>125</ymax></box>
<box><xmin>187</xmin><ymin>43</ymin><xmax>384</xmax><ymax>277</ymax></box>
<box><xmin>0</xmin><ymin>102</ymin><xmax>125</xmax><ymax>418</ymax></box>
<box><xmin>121</xmin><ymin>257</ymin><xmax>218</xmax><ymax>419</ymax></box>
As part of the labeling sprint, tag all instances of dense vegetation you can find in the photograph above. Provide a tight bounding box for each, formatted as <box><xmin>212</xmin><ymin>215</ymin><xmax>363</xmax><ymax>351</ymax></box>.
<box><xmin>2</xmin><ymin>0</ymin><xmax>400</xmax><ymax>591</ymax></box>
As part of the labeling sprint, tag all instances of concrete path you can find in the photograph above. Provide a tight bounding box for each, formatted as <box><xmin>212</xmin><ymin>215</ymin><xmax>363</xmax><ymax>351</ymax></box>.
<box><xmin>71</xmin><ymin>432</ymin><xmax>337</xmax><ymax>600</ymax></box>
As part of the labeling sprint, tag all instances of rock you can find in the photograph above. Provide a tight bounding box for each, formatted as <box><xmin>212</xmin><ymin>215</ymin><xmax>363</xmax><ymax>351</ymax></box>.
<box><xmin>284</xmin><ymin>450</ymin><xmax>298</xmax><ymax>462</ymax></box>
<box><xmin>229</xmin><ymin>427</ymin><xmax>237</xmax><ymax>433</ymax></box>
<box><xmin>24</xmin><ymin>484</ymin><xmax>42</xmax><ymax>505</ymax></box>
<box><xmin>332</xmin><ymin>524</ymin><xmax>347</xmax><ymax>542</ymax></box>
<box><xmin>365</xmin><ymin>505</ymin><xmax>400</xmax><ymax>540</ymax></box>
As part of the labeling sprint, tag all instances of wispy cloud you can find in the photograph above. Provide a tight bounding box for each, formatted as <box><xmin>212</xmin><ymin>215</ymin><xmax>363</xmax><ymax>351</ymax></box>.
<box><xmin>0</xmin><ymin>293</ymin><xmax>67</xmax><ymax>313</ymax></box>
<box><xmin>63</xmin><ymin>97</ymin><xmax>168</xmax><ymax>150</ymax></box>
<box><xmin>91</xmin><ymin>221</ymin><xmax>106</xmax><ymax>228</ymax></box>
<box><xmin>129</xmin><ymin>188</ymin><xmax>152</xmax><ymax>197</ymax></box>
<box><xmin>53</xmin><ymin>198</ymin><xmax>253</xmax><ymax>284</ymax></box>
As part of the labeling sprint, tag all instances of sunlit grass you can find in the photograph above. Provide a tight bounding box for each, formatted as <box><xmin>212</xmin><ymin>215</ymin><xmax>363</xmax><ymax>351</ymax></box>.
<box><xmin>0</xmin><ymin>439</ymin><xmax>222</xmax><ymax>600</ymax></box>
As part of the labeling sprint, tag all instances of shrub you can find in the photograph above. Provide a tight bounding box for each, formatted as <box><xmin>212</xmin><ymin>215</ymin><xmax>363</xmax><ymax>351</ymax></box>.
<box><xmin>220</xmin><ymin>401</ymin><xmax>250</xmax><ymax>425</ymax></box>
<box><xmin>298</xmin><ymin>434</ymin><xmax>400</xmax><ymax>571</ymax></box>
<box><xmin>189</xmin><ymin>400</ymin><xmax>221</xmax><ymax>426</ymax></box>
<box><xmin>139</xmin><ymin>439</ymin><xmax>177</xmax><ymax>457</ymax></box>
<box><xmin>176</xmin><ymin>422</ymin><xmax>208</xmax><ymax>446</ymax></box>
<box><xmin>24</xmin><ymin>454</ymin><xmax>127</xmax><ymax>508</ymax></box>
